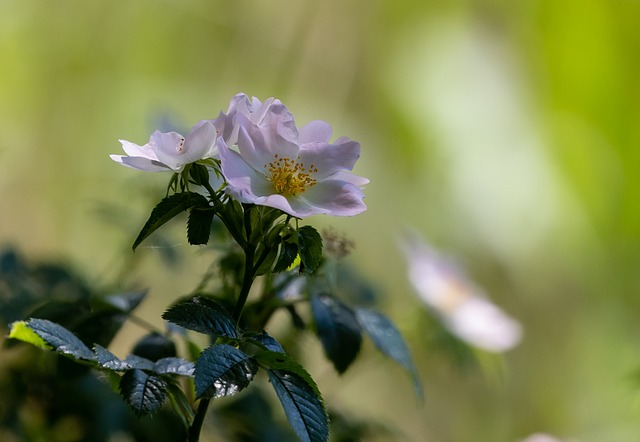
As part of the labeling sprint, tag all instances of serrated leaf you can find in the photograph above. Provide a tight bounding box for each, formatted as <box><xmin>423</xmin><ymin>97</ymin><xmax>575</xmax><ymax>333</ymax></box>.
<box><xmin>267</xmin><ymin>369</ymin><xmax>329</xmax><ymax>442</ymax></box>
<box><xmin>94</xmin><ymin>344</ymin><xmax>130</xmax><ymax>371</ymax></box>
<box><xmin>355</xmin><ymin>308</ymin><xmax>423</xmax><ymax>399</ymax></box>
<box><xmin>187</xmin><ymin>205</ymin><xmax>214</xmax><ymax>245</ymax></box>
<box><xmin>194</xmin><ymin>344</ymin><xmax>258</xmax><ymax>399</ymax></box>
<box><xmin>123</xmin><ymin>354</ymin><xmax>156</xmax><ymax>371</ymax></box>
<box><xmin>8</xmin><ymin>321</ymin><xmax>50</xmax><ymax>350</ymax></box>
<box><xmin>162</xmin><ymin>295</ymin><xmax>238</xmax><ymax>338</ymax></box>
<box><xmin>15</xmin><ymin>318</ymin><xmax>96</xmax><ymax>361</ymax></box>
<box><xmin>119</xmin><ymin>369</ymin><xmax>167</xmax><ymax>416</ymax></box>
<box><xmin>154</xmin><ymin>357</ymin><xmax>195</xmax><ymax>376</ymax></box>
<box><xmin>133</xmin><ymin>192</ymin><xmax>208</xmax><ymax>250</ymax></box>
<box><xmin>311</xmin><ymin>295</ymin><xmax>362</xmax><ymax>374</ymax></box>
<box><xmin>298</xmin><ymin>226</ymin><xmax>323</xmax><ymax>273</ymax></box>
<box><xmin>255</xmin><ymin>351</ymin><xmax>321</xmax><ymax>398</ymax></box>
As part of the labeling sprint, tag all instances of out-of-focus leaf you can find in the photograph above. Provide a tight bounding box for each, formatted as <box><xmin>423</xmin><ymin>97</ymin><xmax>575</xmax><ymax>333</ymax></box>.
<box><xmin>8</xmin><ymin>320</ymin><xmax>50</xmax><ymax>350</ymax></box>
<box><xmin>100</xmin><ymin>290</ymin><xmax>147</xmax><ymax>313</ymax></box>
<box><xmin>311</xmin><ymin>294</ymin><xmax>362</xmax><ymax>374</ymax></box>
<box><xmin>162</xmin><ymin>295</ymin><xmax>238</xmax><ymax>338</ymax></box>
<box><xmin>355</xmin><ymin>308</ymin><xmax>423</xmax><ymax>399</ymax></box>
<box><xmin>194</xmin><ymin>344</ymin><xmax>258</xmax><ymax>399</ymax></box>
<box><xmin>132</xmin><ymin>332</ymin><xmax>177</xmax><ymax>362</ymax></box>
<box><xmin>119</xmin><ymin>369</ymin><xmax>167</xmax><ymax>416</ymax></box>
<box><xmin>11</xmin><ymin>318</ymin><xmax>96</xmax><ymax>361</ymax></box>
<box><xmin>267</xmin><ymin>368</ymin><xmax>328</xmax><ymax>442</ymax></box>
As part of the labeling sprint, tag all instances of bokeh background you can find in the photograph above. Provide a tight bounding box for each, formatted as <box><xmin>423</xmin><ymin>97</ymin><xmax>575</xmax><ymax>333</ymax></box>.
<box><xmin>2</xmin><ymin>0</ymin><xmax>640</xmax><ymax>441</ymax></box>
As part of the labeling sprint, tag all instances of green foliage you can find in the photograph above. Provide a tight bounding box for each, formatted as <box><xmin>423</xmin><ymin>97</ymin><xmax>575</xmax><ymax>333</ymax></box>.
<box><xmin>311</xmin><ymin>294</ymin><xmax>362</xmax><ymax>374</ymax></box>
<box><xmin>298</xmin><ymin>225</ymin><xmax>323</xmax><ymax>273</ymax></box>
<box><xmin>119</xmin><ymin>369</ymin><xmax>168</xmax><ymax>416</ymax></box>
<box><xmin>162</xmin><ymin>295</ymin><xmax>239</xmax><ymax>338</ymax></box>
<box><xmin>133</xmin><ymin>192</ymin><xmax>209</xmax><ymax>250</ymax></box>
<box><xmin>194</xmin><ymin>344</ymin><xmax>259</xmax><ymax>399</ymax></box>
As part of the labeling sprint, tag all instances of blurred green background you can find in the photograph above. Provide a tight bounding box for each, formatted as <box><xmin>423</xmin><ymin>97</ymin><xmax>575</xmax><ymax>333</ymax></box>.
<box><xmin>2</xmin><ymin>0</ymin><xmax>640</xmax><ymax>441</ymax></box>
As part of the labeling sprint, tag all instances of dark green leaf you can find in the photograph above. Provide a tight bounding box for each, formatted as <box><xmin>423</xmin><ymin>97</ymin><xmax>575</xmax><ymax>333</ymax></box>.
<box><xmin>355</xmin><ymin>308</ymin><xmax>423</xmax><ymax>399</ymax></box>
<box><xmin>187</xmin><ymin>204</ymin><xmax>214</xmax><ymax>245</ymax></box>
<box><xmin>254</xmin><ymin>244</ymin><xmax>280</xmax><ymax>276</ymax></box>
<box><xmin>194</xmin><ymin>344</ymin><xmax>258</xmax><ymax>399</ymax></box>
<box><xmin>100</xmin><ymin>290</ymin><xmax>147</xmax><ymax>313</ymax></box>
<box><xmin>133</xmin><ymin>192</ymin><xmax>208</xmax><ymax>250</ymax></box>
<box><xmin>94</xmin><ymin>344</ymin><xmax>130</xmax><ymax>371</ymax></box>
<box><xmin>267</xmin><ymin>368</ymin><xmax>328</xmax><ymax>442</ymax></box>
<box><xmin>311</xmin><ymin>294</ymin><xmax>362</xmax><ymax>374</ymax></box>
<box><xmin>23</xmin><ymin>318</ymin><xmax>96</xmax><ymax>361</ymax></box>
<box><xmin>123</xmin><ymin>354</ymin><xmax>156</xmax><ymax>371</ymax></box>
<box><xmin>132</xmin><ymin>332</ymin><xmax>177</xmax><ymax>362</ymax></box>
<box><xmin>273</xmin><ymin>240</ymin><xmax>299</xmax><ymax>273</ymax></box>
<box><xmin>162</xmin><ymin>295</ymin><xmax>238</xmax><ymax>338</ymax></box>
<box><xmin>119</xmin><ymin>369</ymin><xmax>167</xmax><ymax>416</ymax></box>
<box><xmin>154</xmin><ymin>357</ymin><xmax>195</xmax><ymax>376</ymax></box>
<box><xmin>251</xmin><ymin>332</ymin><xmax>285</xmax><ymax>353</ymax></box>
<box><xmin>166</xmin><ymin>380</ymin><xmax>195</xmax><ymax>429</ymax></box>
<box><xmin>298</xmin><ymin>226</ymin><xmax>323</xmax><ymax>273</ymax></box>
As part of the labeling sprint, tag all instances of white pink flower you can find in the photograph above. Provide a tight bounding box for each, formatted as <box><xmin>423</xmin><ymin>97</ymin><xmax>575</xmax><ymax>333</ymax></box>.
<box><xmin>216</xmin><ymin>94</ymin><xmax>368</xmax><ymax>218</ymax></box>
<box><xmin>402</xmin><ymin>233</ymin><xmax>522</xmax><ymax>352</ymax></box>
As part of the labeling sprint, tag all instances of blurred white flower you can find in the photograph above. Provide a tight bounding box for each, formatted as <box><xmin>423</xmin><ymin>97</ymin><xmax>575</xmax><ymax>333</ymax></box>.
<box><xmin>520</xmin><ymin>433</ymin><xmax>579</xmax><ymax>442</ymax></box>
<box><xmin>401</xmin><ymin>233</ymin><xmax>522</xmax><ymax>352</ymax></box>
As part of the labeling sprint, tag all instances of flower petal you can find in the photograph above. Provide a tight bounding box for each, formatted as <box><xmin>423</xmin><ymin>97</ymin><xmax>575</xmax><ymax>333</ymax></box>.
<box><xmin>183</xmin><ymin>121</ymin><xmax>217</xmax><ymax>161</ymax></box>
<box><xmin>299</xmin><ymin>179</ymin><xmax>367</xmax><ymax>217</ymax></box>
<box><xmin>110</xmin><ymin>155</ymin><xmax>172</xmax><ymax>172</ymax></box>
<box><xmin>299</xmin><ymin>120</ymin><xmax>332</xmax><ymax>144</ymax></box>
<box><xmin>151</xmin><ymin>130</ymin><xmax>187</xmax><ymax>171</ymax></box>
<box><xmin>219</xmin><ymin>143</ymin><xmax>274</xmax><ymax>201</ymax></box>
<box><xmin>298</xmin><ymin>139</ymin><xmax>361</xmax><ymax>180</ymax></box>
<box><xmin>119</xmin><ymin>139</ymin><xmax>158</xmax><ymax>160</ymax></box>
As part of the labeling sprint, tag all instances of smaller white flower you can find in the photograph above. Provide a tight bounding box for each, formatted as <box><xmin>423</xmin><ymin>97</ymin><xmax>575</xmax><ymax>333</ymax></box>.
<box><xmin>111</xmin><ymin>121</ymin><xmax>217</xmax><ymax>173</ymax></box>
<box><xmin>401</xmin><ymin>233</ymin><xmax>522</xmax><ymax>352</ymax></box>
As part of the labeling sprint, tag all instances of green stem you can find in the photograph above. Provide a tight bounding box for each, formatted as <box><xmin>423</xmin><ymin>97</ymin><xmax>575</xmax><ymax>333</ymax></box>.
<box><xmin>187</xmin><ymin>398</ymin><xmax>210</xmax><ymax>442</ymax></box>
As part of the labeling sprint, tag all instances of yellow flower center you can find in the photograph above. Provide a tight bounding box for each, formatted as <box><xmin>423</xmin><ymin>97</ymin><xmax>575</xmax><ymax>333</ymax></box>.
<box><xmin>265</xmin><ymin>154</ymin><xmax>318</xmax><ymax>196</ymax></box>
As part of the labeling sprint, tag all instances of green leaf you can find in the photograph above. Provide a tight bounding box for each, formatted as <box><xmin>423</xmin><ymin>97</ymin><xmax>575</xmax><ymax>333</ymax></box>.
<box><xmin>187</xmin><ymin>204</ymin><xmax>215</xmax><ymax>246</ymax></box>
<box><xmin>119</xmin><ymin>369</ymin><xmax>167</xmax><ymax>416</ymax></box>
<box><xmin>154</xmin><ymin>357</ymin><xmax>195</xmax><ymax>376</ymax></box>
<box><xmin>12</xmin><ymin>318</ymin><xmax>96</xmax><ymax>361</ymax></box>
<box><xmin>267</xmin><ymin>368</ymin><xmax>329</xmax><ymax>442</ymax></box>
<box><xmin>355</xmin><ymin>308</ymin><xmax>423</xmax><ymax>399</ymax></box>
<box><xmin>162</xmin><ymin>295</ymin><xmax>238</xmax><ymax>339</ymax></box>
<box><xmin>8</xmin><ymin>320</ymin><xmax>50</xmax><ymax>350</ymax></box>
<box><xmin>273</xmin><ymin>240</ymin><xmax>299</xmax><ymax>273</ymax></box>
<box><xmin>133</xmin><ymin>192</ymin><xmax>209</xmax><ymax>251</ymax></box>
<box><xmin>298</xmin><ymin>225</ymin><xmax>323</xmax><ymax>273</ymax></box>
<box><xmin>255</xmin><ymin>351</ymin><xmax>321</xmax><ymax>398</ymax></box>
<box><xmin>311</xmin><ymin>294</ymin><xmax>362</xmax><ymax>374</ymax></box>
<box><xmin>194</xmin><ymin>344</ymin><xmax>258</xmax><ymax>399</ymax></box>
<box><xmin>132</xmin><ymin>332</ymin><xmax>177</xmax><ymax>362</ymax></box>
<box><xmin>166</xmin><ymin>380</ymin><xmax>195</xmax><ymax>429</ymax></box>
<box><xmin>94</xmin><ymin>344</ymin><xmax>130</xmax><ymax>371</ymax></box>
<box><xmin>253</xmin><ymin>243</ymin><xmax>280</xmax><ymax>276</ymax></box>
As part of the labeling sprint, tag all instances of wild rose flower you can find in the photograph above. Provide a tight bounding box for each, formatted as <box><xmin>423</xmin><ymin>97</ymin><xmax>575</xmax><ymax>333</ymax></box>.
<box><xmin>401</xmin><ymin>233</ymin><xmax>522</xmax><ymax>353</ymax></box>
<box><xmin>217</xmin><ymin>95</ymin><xmax>368</xmax><ymax>218</ymax></box>
<box><xmin>111</xmin><ymin>121</ymin><xmax>217</xmax><ymax>173</ymax></box>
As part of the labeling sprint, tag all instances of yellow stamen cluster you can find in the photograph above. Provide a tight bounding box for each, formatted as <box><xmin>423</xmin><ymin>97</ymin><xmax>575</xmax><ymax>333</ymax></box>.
<box><xmin>265</xmin><ymin>154</ymin><xmax>318</xmax><ymax>196</ymax></box>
